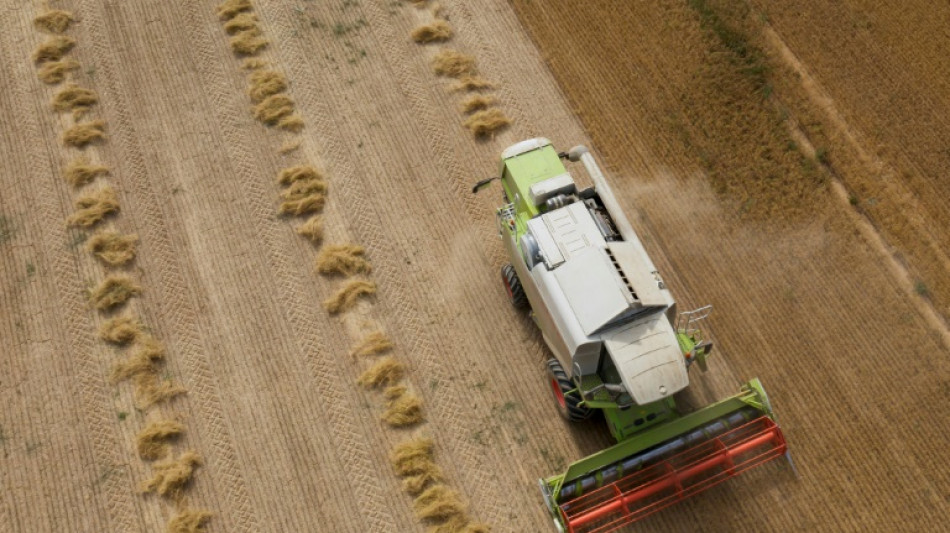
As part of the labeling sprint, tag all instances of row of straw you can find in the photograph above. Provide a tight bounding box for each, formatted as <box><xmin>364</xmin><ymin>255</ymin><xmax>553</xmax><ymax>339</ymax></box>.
<box><xmin>32</xmin><ymin>9</ymin><xmax>210</xmax><ymax>532</ymax></box>
<box><xmin>216</xmin><ymin>0</ymin><xmax>303</xmax><ymax>132</ymax></box>
<box><xmin>216</xmin><ymin>1</ymin><xmax>488</xmax><ymax>530</ymax></box>
<box><xmin>408</xmin><ymin>1</ymin><xmax>510</xmax><ymax>138</ymax></box>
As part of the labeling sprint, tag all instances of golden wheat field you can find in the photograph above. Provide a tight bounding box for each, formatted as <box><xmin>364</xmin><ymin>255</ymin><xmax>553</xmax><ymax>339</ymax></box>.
<box><xmin>0</xmin><ymin>1</ymin><xmax>947</xmax><ymax>532</ymax></box>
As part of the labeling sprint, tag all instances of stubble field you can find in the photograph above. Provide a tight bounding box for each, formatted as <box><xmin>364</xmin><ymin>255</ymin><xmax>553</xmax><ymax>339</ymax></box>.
<box><xmin>1</xmin><ymin>1</ymin><xmax>947</xmax><ymax>532</ymax></box>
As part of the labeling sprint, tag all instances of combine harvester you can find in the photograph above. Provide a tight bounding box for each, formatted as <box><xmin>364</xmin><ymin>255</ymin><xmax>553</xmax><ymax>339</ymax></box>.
<box><xmin>474</xmin><ymin>139</ymin><xmax>790</xmax><ymax>532</ymax></box>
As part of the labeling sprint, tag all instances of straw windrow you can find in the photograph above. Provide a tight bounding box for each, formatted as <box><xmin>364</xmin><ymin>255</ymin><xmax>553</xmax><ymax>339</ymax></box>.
<box><xmin>216</xmin><ymin>0</ymin><xmax>252</xmax><ymax>20</ymax></box>
<box><xmin>134</xmin><ymin>373</ymin><xmax>187</xmax><ymax>408</ymax></box>
<box><xmin>136</xmin><ymin>419</ymin><xmax>185</xmax><ymax>460</ymax></box>
<box><xmin>89</xmin><ymin>274</ymin><xmax>141</xmax><ymax>311</ymax></box>
<box><xmin>382</xmin><ymin>386</ymin><xmax>424</xmax><ymax>427</ymax></box>
<box><xmin>109</xmin><ymin>336</ymin><xmax>165</xmax><ymax>383</ymax></box>
<box><xmin>253</xmin><ymin>94</ymin><xmax>294</xmax><ymax>124</ymax></box>
<box><xmin>459</xmin><ymin>95</ymin><xmax>496</xmax><ymax>114</ymax></box>
<box><xmin>296</xmin><ymin>215</ymin><xmax>324</xmax><ymax>243</ymax></box>
<box><xmin>349</xmin><ymin>330</ymin><xmax>394</xmax><ymax>357</ymax></box>
<box><xmin>324</xmin><ymin>279</ymin><xmax>376</xmax><ymax>314</ymax></box>
<box><xmin>230</xmin><ymin>27</ymin><xmax>268</xmax><ymax>55</ymax></box>
<box><xmin>86</xmin><ymin>230</ymin><xmax>138</xmax><ymax>266</ymax></box>
<box><xmin>99</xmin><ymin>315</ymin><xmax>144</xmax><ymax>345</ymax></box>
<box><xmin>413</xmin><ymin>485</ymin><xmax>467</xmax><ymax>522</ymax></box>
<box><xmin>141</xmin><ymin>451</ymin><xmax>202</xmax><ymax>500</ymax></box>
<box><xmin>248</xmin><ymin>70</ymin><xmax>287</xmax><ymax>103</ymax></box>
<box><xmin>315</xmin><ymin>244</ymin><xmax>371</xmax><ymax>277</ymax></box>
<box><xmin>67</xmin><ymin>186</ymin><xmax>119</xmax><ymax>227</ymax></box>
<box><xmin>34</xmin><ymin>10</ymin><xmax>74</xmax><ymax>34</ymax></box>
<box><xmin>63</xmin><ymin>157</ymin><xmax>109</xmax><ymax>187</ymax></box>
<box><xmin>37</xmin><ymin>58</ymin><xmax>79</xmax><ymax>84</ymax></box>
<box><xmin>167</xmin><ymin>509</ymin><xmax>213</xmax><ymax>533</ymax></box>
<box><xmin>223</xmin><ymin>12</ymin><xmax>257</xmax><ymax>34</ymax></box>
<box><xmin>463</xmin><ymin>109</ymin><xmax>510</xmax><ymax>138</ymax></box>
<box><xmin>277</xmin><ymin>165</ymin><xmax>323</xmax><ymax>185</ymax></box>
<box><xmin>63</xmin><ymin>120</ymin><xmax>107</xmax><ymax>148</ymax></box>
<box><xmin>33</xmin><ymin>36</ymin><xmax>75</xmax><ymax>63</ymax></box>
<box><xmin>411</xmin><ymin>20</ymin><xmax>453</xmax><ymax>43</ymax></box>
<box><xmin>449</xmin><ymin>76</ymin><xmax>494</xmax><ymax>93</ymax></box>
<box><xmin>357</xmin><ymin>356</ymin><xmax>405</xmax><ymax>388</ymax></box>
<box><xmin>52</xmin><ymin>84</ymin><xmax>98</xmax><ymax>113</ymax></box>
<box><xmin>431</xmin><ymin>49</ymin><xmax>477</xmax><ymax>77</ymax></box>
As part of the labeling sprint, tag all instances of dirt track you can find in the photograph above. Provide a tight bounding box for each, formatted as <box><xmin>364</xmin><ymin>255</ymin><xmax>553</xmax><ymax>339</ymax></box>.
<box><xmin>1</xmin><ymin>1</ymin><xmax>947</xmax><ymax>532</ymax></box>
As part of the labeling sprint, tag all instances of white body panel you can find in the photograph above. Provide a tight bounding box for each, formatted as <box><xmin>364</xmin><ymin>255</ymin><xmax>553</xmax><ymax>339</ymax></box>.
<box><xmin>501</xmin><ymin>141</ymin><xmax>688</xmax><ymax>405</ymax></box>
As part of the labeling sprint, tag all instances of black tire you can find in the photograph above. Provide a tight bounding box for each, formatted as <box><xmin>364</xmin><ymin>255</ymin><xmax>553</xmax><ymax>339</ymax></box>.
<box><xmin>501</xmin><ymin>263</ymin><xmax>529</xmax><ymax>310</ymax></box>
<box><xmin>546</xmin><ymin>358</ymin><xmax>594</xmax><ymax>421</ymax></box>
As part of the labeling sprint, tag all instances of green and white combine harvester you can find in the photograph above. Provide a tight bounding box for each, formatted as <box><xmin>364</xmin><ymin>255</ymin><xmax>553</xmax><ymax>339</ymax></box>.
<box><xmin>474</xmin><ymin>139</ymin><xmax>790</xmax><ymax>532</ymax></box>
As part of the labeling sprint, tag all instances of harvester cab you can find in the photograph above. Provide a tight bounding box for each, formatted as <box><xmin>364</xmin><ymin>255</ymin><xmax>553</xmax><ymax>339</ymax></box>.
<box><xmin>476</xmin><ymin>138</ymin><xmax>789</xmax><ymax>532</ymax></box>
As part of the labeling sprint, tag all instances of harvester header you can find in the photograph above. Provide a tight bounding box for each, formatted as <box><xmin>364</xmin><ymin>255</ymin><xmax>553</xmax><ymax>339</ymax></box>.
<box><xmin>476</xmin><ymin>138</ymin><xmax>789</xmax><ymax>531</ymax></box>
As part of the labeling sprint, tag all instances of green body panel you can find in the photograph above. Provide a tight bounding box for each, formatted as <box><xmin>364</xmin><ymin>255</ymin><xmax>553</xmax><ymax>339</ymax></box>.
<box><xmin>544</xmin><ymin>378</ymin><xmax>774</xmax><ymax>499</ymax></box>
<box><xmin>500</xmin><ymin>145</ymin><xmax>567</xmax><ymax>241</ymax></box>
<box><xmin>601</xmin><ymin>399</ymin><xmax>674</xmax><ymax>441</ymax></box>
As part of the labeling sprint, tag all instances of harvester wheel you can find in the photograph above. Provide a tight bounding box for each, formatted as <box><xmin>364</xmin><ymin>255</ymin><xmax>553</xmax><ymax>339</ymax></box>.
<box><xmin>546</xmin><ymin>358</ymin><xmax>593</xmax><ymax>421</ymax></box>
<box><xmin>502</xmin><ymin>264</ymin><xmax>529</xmax><ymax>310</ymax></box>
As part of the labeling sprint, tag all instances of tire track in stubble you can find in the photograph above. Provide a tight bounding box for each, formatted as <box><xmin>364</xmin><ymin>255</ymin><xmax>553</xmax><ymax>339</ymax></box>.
<box><xmin>3</xmin><ymin>19</ymin><xmax>141</xmax><ymax>532</ymax></box>
<box><xmin>183</xmin><ymin>1</ymin><xmax>396</xmax><ymax>530</ymax></box>
<box><xmin>254</xmin><ymin>0</ymin><xmax>519</xmax><ymax>526</ymax></box>
<box><xmin>75</xmin><ymin>2</ymin><xmax>259</xmax><ymax>530</ymax></box>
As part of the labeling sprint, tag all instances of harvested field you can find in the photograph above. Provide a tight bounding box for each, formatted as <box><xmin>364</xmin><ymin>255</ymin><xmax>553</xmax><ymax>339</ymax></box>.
<box><xmin>1</xmin><ymin>0</ymin><xmax>946</xmax><ymax>532</ymax></box>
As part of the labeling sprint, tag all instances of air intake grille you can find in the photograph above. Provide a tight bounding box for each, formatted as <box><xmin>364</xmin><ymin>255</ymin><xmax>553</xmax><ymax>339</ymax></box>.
<box><xmin>605</xmin><ymin>247</ymin><xmax>637</xmax><ymax>300</ymax></box>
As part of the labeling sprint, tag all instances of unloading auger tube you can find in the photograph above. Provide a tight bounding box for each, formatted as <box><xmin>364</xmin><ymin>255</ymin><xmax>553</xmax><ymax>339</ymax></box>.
<box><xmin>476</xmin><ymin>139</ymin><xmax>791</xmax><ymax>532</ymax></box>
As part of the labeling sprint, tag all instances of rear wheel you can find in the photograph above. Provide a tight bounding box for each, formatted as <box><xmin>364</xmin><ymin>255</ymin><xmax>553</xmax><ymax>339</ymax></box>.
<box><xmin>546</xmin><ymin>358</ymin><xmax>593</xmax><ymax>421</ymax></box>
<box><xmin>501</xmin><ymin>263</ymin><xmax>528</xmax><ymax>310</ymax></box>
